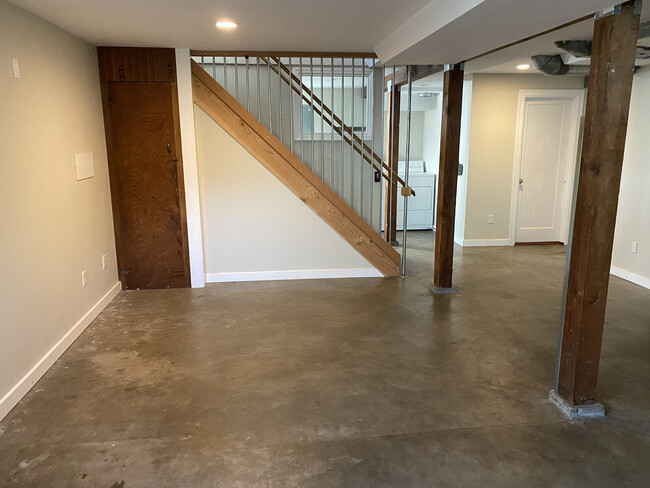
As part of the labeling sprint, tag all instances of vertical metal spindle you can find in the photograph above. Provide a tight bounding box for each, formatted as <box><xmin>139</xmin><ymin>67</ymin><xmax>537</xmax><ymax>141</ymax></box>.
<box><xmin>300</xmin><ymin>60</ymin><xmax>304</xmax><ymax>162</ymax></box>
<box><xmin>267</xmin><ymin>60</ymin><xmax>272</xmax><ymax>134</ymax></box>
<box><xmin>223</xmin><ymin>56</ymin><xmax>228</xmax><ymax>91</ymax></box>
<box><xmin>212</xmin><ymin>56</ymin><xmax>217</xmax><ymax>82</ymax></box>
<box><xmin>341</xmin><ymin>57</ymin><xmax>345</xmax><ymax>200</ymax></box>
<box><xmin>389</xmin><ymin>65</ymin><xmax>396</xmax><ymax>243</ymax></box>
<box><xmin>351</xmin><ymin>59</ymin><xmax>356</xmax><ymax>211</ymax></box>
<box><xmin>234</xmin><ymin>56</ymin><xmax>239</xmax><ymax>102</ymax></box>
<box><xmin>289</xmin><ymin>57</ymin><xmax>294</xmax><ymax>154</ymax></box>
<box><xmin>370</xmin><ymin>62</ymin><xmax>376</xmax><ymax>230</ymax></box>
<box><xmin>361</xmin><ymin>59</ymin><xmax>366</xmax><ymax>221</ymax></box>
<box><xmin>401</xmin><ymin>66</ymin><xmax>413</xmax><ymax>277</ymax></box>
<box><xmin>256</xmin><ymin>58</ymin><xmax>261</xmax><ymax>120</ymax></box>
<box><xmin>309</xmin><ymin>57</ymin><xmax>315</xmax><ymax>172</ymax></box>
<box><xmin>320</xmin><ymin>58</ymin><xmax>325</xmax><ymax>179</ymax></box>
<box><xmin>245</xmin><ymin>57</ymin><xmax>250</xmax><ymax>112</ymax></box>
<box><xmin>278</xmin><ymin>57</ymin><xmax>283</xmax><ymax>145</ymax></box>
<box><xmin>379</xmin><ymin>64</ymin><xmax>386</xmax><ymax>234</ymax></box>
<box><xmin>200</xmin><ymin>55</ymin><xmax>204</xmax><ymax>71</ymax></box>
<box><xmin>330</xmin><ymin>57</ymin><xmax>335</xmax><ymax>188</ymax></box>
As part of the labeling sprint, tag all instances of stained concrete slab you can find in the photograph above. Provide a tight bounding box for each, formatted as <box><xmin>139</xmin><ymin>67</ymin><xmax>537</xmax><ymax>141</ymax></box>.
<box><xmin>1</xmin><ymin>231</ymin><xmax>649</xmax><ymax>487</ymax></box>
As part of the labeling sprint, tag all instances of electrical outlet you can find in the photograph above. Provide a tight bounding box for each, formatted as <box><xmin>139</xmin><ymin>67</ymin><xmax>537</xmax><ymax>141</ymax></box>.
<box><xmin>632</xmin><ymin>241</ymin><xmax>639</xmax><ymax>254</ymax></box>
<box><xmin>81</xmin><ymin>270</ymin><xmax>87</xmax><ymax>288</ymax></box>
<box><xmin>488</xmin><ymin>214</ymin><xmax>494</xmax><ymax>224</ymax></box>
<box><xmin>101</xmin><ymin>254</ymin><xmax>107</xmax><ymax>270</ymax></box>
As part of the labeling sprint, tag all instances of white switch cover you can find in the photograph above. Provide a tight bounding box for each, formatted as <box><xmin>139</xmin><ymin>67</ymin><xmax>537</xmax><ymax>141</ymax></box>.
<box><xmin>81</xmin><ymin>270</ymin><xmax>87</xmax><ymax>287</ymax></box>
<box><xmin>74</xmin><ymin>152</ymin><xmax>94</xmax><ymax>181</ymax></box>
<box><xmin>632</xmin><ymin>241</ymin><xmax>639</xmax><ymax>254</ymax></box>
<box><xmin>488</xmin><ymin>214</ymin><xmax>495</xmax><ymax>224</ymax></box>
<box><xmin>11</xmin><ymin>58</ymin><xmax>20</xmax><ymax>79</ymax></box>
<box><xmin>101</xmin><ymin>255</ymin><xmax>107</xmax><ymax>270</ymax></box>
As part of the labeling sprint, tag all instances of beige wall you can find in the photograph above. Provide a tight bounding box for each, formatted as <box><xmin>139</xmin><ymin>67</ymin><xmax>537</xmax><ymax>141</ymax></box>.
<box><xmin>194</xmin><ymin>107</ymin><xmax>379</xmax><ymax>280</ymax></box>
<box><xmin>612</xmin><ymin>68</ymin><xmax>650</xmax><ymax>287</ymax></box>
<box><xmin>0</xmin><ymin>0</ymin><xmax>119</xmax><ymax>418</ymax></box>
<box><xmin>463</xmin><ymin>74</ymin><xmax>585</xmax><ymax>243</ymax></box>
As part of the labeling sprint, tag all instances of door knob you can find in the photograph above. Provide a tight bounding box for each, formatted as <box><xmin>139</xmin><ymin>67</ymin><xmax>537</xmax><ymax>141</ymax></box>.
<box><xmin>519</xmin><ymin>178</ymin><xmax>524</xmax><ymax>185</ymax></box>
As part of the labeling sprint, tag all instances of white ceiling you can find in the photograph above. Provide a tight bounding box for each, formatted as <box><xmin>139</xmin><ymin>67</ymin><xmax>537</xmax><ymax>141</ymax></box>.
<box><xmin>8</xmin><ymin>0</ymin><xmax>648</xmax><ymax>75</ymax></box>
<box><xmin>7</xmin><ymin>0</ymin><xmax>430</xmax><ymax>52</ymax></box>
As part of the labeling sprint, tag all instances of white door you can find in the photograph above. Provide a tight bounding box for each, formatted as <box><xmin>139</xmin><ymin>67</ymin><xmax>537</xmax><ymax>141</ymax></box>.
<box><xmin>512</xmin><ymin>91</ymin><xmax>584</xmax><ymax>244</ymax></box>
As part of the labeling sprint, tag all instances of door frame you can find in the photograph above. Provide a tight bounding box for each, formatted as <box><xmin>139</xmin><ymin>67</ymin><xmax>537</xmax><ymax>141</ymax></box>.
<box><xmin>508</xmin><ymin>89</ymin><xmax>585</xmax><ymax>245</ymax></box>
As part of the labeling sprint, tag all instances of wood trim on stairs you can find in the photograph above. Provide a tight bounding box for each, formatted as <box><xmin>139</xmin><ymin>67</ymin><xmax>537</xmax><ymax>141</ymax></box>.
<box><xmin>191</xmin><ymin>61</ymin><xmax>400</xmax><ymax>277</ymax></box>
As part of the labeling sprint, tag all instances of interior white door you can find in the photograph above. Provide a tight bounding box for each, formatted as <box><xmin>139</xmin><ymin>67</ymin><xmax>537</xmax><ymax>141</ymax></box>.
<box><xmin>514</xmin><ymin>94</ymin><xmax>581</xmax><ymax>243</ymax></box>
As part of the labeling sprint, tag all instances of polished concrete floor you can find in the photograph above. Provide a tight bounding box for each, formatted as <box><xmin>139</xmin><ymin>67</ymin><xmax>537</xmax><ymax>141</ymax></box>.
<box><xmin>1</xmin><ymin>231</ymin><xmax>649</xmax><ymax>487</ymax></box>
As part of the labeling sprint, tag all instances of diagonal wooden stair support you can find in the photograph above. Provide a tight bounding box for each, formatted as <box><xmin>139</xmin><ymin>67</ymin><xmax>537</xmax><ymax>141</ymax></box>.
<box><xmin>191</xmin><ymin>60</ymin><xmax>401</xmax><ymax>277</ymax></box>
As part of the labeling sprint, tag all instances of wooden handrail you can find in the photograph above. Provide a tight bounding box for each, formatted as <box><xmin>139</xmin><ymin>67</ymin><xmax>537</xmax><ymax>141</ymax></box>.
<box><xmin>263</xmin><ymin>56</ymin><xmax>409</xmax><ymax>190</ymax></box>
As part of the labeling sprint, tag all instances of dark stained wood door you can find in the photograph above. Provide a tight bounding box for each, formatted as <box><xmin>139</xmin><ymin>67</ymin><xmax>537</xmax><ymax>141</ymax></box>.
<box><xmin>107</xmin><ymin>82</ymin><xmax>188</xmax><ymax>289</ymax></box>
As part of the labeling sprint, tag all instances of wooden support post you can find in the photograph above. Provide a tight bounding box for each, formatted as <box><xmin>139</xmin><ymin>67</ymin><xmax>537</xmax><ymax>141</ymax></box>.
<box><xmin>384</xmin><ymin>83</ymin><xmax>400</xmax><ymax>246</ymax></box>
<box><xmin>432</xmin><ymin>64</ymin><xmax>464</xmax><ymax>290</ymax></box>
<box><xmin>555</xmin><ymin>1</ymin><xmax>640</xmax><ymax>409</ymax></box>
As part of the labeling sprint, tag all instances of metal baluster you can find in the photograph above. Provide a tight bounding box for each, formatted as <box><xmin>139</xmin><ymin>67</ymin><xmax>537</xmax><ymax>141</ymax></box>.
<box><xmin>289</xmin><ymin>57</ymin><xmax>294</xmax><ymax>154</ymax></box>
<box><xmin>331</xmin><ymin>57</ymin><xmax>335</xmax><ymax>189</ymax></box>
<box><xmin>267</xmin><ymin>60</ymin><xmax>272</xmax><ymax>134</ymax></box>
<box><xmin>234</xmin><ymin>56</ymin><xmax>239</xmax><ymax>102</ymax></box>
<box><xmin>278</xmin><ymin>57</ymin><xmax>283</xmax><ymax>145</ymax></box>
<box><xmin>212</xmin><ymin>56</ymin><xmax>217</xmax><ymax>82</ymax></box>
<box><xmin>370</xmin><ymin>62</ymin><xmax>376</xmax><ymax>230</ymax></box>
<box><xmin>310</xmin><ymin>57</ymin><xmax>315</xmax><ymax>172</ymax></box>
<box><xmin>401</xmin><ymin>66</ymin><xmax>413</xmax><ymax>277</ymax></box>
<box><xmin>256</xmin><ymin>58</ymin><xmax>261</xmax><ymax>120</ymax></box>
<box><xmin>320</xmin><ymin>58</ymin><xmax>325</xmax><ymax>179</ymax></box>
<box><xmin>341</xmin><ymin>58</ymin><xmax>345</xmax><ymax>200</ymax></box>
<box><xmin>223</xmin><ymin>56</ymin><xmax>228</xmax><ymax>91</ymax></box>
<box><xmin>300</xmin><ymin>60</ymin><xmax>304</xmax><ymax>162</ymax></box>
<box><xmin>379</xmin><ymin>65</ymin><xmax>386</xmax><ymax>235</ymax></box>
<box><xmin>389</xmin><ymin>65</ymin><xmax>396</xmax><ymax>243</ymax></box>
<box><xmin>245</xmin><ymin>57</ymin><xmax>250</xmax><ymax>112</ymax></box>
<box><xmin>361</xmin><ymin>59</ymin><xmax>366</xmax><ymax>221</ymax></box>
<box><xmin>351</xmin><ymin>59</ymin><xmax>355</xmax><ymax>211</ymax></box>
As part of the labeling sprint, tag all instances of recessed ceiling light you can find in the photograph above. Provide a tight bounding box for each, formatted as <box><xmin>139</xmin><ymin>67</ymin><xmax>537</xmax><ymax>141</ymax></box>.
<box><xmin>517</xmin><ymin>64</ymin><xmax>530</xmax><ymax>70</ymax></box>
<box><xmin>216</xmin><ymin>21</ymin><xmax>238</xmax><ymax>29</ymax></box>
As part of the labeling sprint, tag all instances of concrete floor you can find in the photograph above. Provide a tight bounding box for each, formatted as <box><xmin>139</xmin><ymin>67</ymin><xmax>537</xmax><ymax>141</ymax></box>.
<box><xmin>1</xmin><ymin>231</ymin><xmax>649</xmax><ymax>487</ymax></box>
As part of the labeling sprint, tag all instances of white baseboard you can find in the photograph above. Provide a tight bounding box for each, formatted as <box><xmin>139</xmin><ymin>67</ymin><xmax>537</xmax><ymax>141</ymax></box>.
<box><xmin>0</xmin><ymin>281</ymin><xmax>122</xmax><ymax>421</ymax></box>
<box><xmin>462</xmin><ymin>238</ymin><xmax>512</xmax><ymax>247</ymax></box>
<box><xmin>206</xmin><ymin>268</ymin><xmax>383</xmax><ymax>283</ymax></box>
<box><xmin>610</xmin><ymin>266</ymin><xmax>650</xmax><ymax>290</ymax></box>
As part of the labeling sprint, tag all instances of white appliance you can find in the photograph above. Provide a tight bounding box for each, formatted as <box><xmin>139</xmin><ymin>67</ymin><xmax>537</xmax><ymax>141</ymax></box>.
<box><xmin>383</xmin><ymin>161</ymin><xmax>437</xmax><ymax>231</ymax></box>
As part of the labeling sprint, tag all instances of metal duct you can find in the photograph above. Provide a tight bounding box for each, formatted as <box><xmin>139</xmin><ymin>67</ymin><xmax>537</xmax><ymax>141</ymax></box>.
<box><xmin>554</xmin><ymin>40</ymin><xmax>592</xmax><ymax>58</ymax></box>
<box><xmin>531</xmin><ymin>55</ymin><xmax>590</xmax><ymax>76</ymax></box>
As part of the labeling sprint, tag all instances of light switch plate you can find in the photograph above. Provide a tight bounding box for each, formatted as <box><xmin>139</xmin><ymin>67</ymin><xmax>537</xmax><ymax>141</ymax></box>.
<box><xmin>11</xmin><ymin>58</ymin><xmax>20</xmax><ymax>79</ymax></box>
<box><xmin>74</xmin><ymin>153</ymin><xmax>94</xmax><ymax>181</ymax></box>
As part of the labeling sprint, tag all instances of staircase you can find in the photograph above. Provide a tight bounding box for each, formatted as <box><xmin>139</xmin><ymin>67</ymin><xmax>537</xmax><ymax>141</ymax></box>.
<box><xmin>191</xmin><ymin>59</ymin><xmax>401</xmax><ymax>277</ymax></box>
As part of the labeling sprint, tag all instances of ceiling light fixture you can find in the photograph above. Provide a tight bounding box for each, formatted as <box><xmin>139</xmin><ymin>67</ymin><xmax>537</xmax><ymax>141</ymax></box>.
<box><xmin>216</xmin><ymin>20</ymin><xmax>238</xmax><ymax>29</ymax></box>
<box><xmin>517</xmin><ymin>64</ymin><xmax>531</xmax><ymax>70</ymax></box>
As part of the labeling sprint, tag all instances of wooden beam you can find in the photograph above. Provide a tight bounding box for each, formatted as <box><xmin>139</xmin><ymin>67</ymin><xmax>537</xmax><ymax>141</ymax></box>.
<box><xmin>191</xmin><ymin>50</ymin><xmax>377</xmax><ymax>59</ymax></box>
<box><xmin>556</xmin><ymin>1</ymin><xmax>641</xmax><ymax>406</ymax></box>
<box><xmin>191</xmin><ymin>61</ymin><xmax>401</xmax><ymax>277</ymax></box>
<box><xmin>384</xmin><ymin>84</ymin><xmax>400</xmax><ymax>246</ymax></box>
<box><xmin>433</xmin><ymin>64</ymin><xmax>464</xmax><ymax>290</ymax></box>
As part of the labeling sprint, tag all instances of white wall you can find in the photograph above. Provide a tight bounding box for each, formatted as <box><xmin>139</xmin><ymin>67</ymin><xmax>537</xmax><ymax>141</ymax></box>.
<box><xmin>462</xmin><ymin>74</ymin><xmax>585</xmax><ymax>245</ymax></box>
<box><xmin>421</xmin><ymin>93</ymin><xmax>442</xmax><ymax>174</ymax></box>
<box><xmin>0</xmin><ymin>0</ymin><xmax>119</xmax><ymax>419</ymax></box>
<box><xmin>611</xmin><ymin>68</ymin><xmax>650</xmax><ymax>289</ymax></box>
<box><xmin>194</xmin><ymin>106</ymin><xmax>381</xmax><ymax>281</ymax></box>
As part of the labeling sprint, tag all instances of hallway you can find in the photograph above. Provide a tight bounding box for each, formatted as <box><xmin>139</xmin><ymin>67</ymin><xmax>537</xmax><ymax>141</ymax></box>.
<box><xmin>1</xmin><ymin>233</ymin><xmax>649</xmax><ymax>487</ymax></box>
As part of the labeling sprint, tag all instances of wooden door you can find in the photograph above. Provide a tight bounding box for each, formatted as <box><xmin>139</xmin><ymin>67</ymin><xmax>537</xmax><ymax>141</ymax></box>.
<box><xmin>513</xmin><ymin>91</ymin><xmax>584</xmax><ymax>244</ymax></box>
<box><xmin>107</xmin><ymin>82</ymin><xmax>188</xmax><ymax>289</ymax></box>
